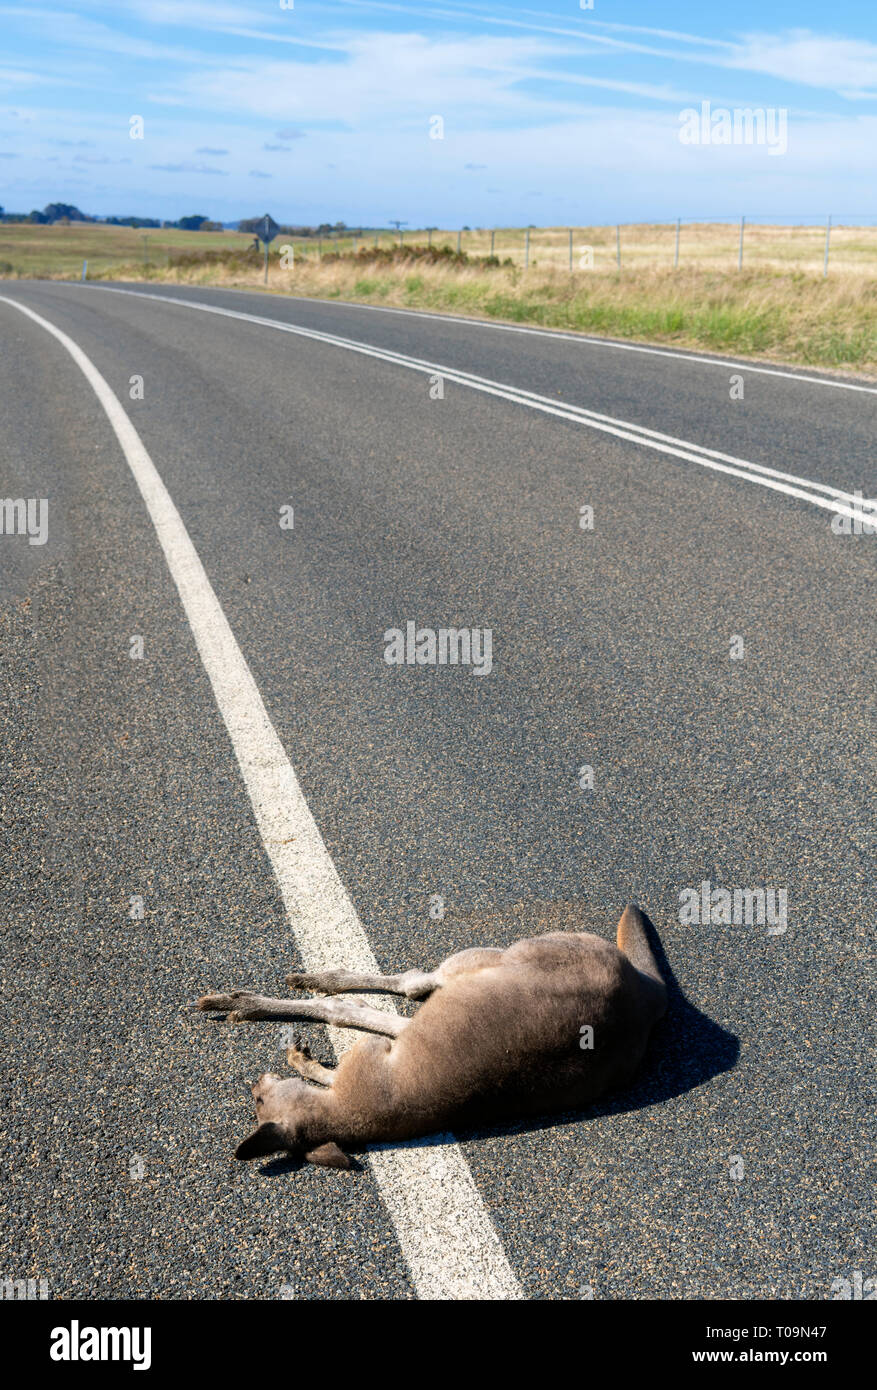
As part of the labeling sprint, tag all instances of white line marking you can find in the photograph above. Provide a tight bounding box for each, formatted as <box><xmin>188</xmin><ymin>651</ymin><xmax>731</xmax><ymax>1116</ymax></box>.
<box><xmin>123</xmin><ymin>282</ymin><xmax>877</xmax><ymax>395</ymax></box>
<box><xmin>83</xmin><ymin>284</ymin><xmax>876</xmax><ymax>527</ymax></box>
<box><xmin>0</xmin><ymin>294</ymin><xmax>524</xmax><ymax>1302</ymax></box>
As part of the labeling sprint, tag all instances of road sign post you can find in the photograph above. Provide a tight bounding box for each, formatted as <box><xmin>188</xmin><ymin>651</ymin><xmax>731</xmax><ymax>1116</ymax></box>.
<box><xmin>259</xmin><ymin>213</ymin><xmax>280</xmax><ymax>284</ymax></box>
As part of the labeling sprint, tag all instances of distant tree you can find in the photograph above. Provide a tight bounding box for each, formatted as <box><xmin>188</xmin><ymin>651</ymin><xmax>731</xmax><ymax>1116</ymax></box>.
<box><xmin>177</xmin><ymin>214</ymin><xmax>210</xmax><ymax>232</ymax></box>
<box><xmin>43</xmin><ymin>202</ymin><xmax>89</xmax><ymax>223</ymax></box>
<box><xmin>105</xmin><ymin>215</ymin><xmax>161</xmax><ymax>228</ymax></box>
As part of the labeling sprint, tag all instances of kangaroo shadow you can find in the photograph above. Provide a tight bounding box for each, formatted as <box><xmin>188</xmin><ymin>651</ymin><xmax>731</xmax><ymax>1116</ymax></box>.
<box><xmin>417</xmin><ymin>908</ymin><xmax>740</xmax><ymax>1151</ymax></box>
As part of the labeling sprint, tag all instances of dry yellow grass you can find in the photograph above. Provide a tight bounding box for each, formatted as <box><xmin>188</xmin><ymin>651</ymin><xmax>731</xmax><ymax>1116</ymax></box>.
<box><xmin>402</xmin><ymin>222</ymin><xmax>876</xmax><ymax>276</ymax></box>
<box><xmin>82</xmin><ymin>250</ymin><xmax>876</xmax><ymax>375</ymax></box>
<box><xmin>2</xmin><ymin>220</ymin><xmax>874</xmax><ymax>373</ymax></box>
<box><xmin>0</xmin><ymin>221</ymin><xmax>251</xmax><ymax>279</ymax></box>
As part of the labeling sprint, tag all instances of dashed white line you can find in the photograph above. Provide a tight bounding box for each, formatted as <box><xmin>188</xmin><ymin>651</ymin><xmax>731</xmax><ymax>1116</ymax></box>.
<box><xmin>0</xmin><ymin>294</ymin><xmax>524</xmax><ymax>1302</ymax></box>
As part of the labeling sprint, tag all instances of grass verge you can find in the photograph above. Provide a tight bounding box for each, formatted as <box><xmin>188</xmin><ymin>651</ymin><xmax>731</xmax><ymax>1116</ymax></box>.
<box><xmin>6</xmin><ymin>237</ymin><xmax>876</xmax><ymax>375</ymax></box>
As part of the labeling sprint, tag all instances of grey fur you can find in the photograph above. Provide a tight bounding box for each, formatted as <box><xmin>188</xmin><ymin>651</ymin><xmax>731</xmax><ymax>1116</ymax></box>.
<box><xmin>198</xmin><ymin>903</ymin><xmax>666</xmax><ymax>1169</ymax></box>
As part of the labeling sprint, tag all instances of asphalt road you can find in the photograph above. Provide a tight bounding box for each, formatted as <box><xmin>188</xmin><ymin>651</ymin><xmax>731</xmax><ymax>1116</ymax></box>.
<box><xmin>0</xmin><ymin>279</ymin><xmax>874</xmax><ymax>1301</ymax></box>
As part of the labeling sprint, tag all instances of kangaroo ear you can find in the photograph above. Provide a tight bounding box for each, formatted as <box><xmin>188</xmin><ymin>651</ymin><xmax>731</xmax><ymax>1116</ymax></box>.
<box><xmin>304</xmin><ymin>1142</ymin><xmax>352</xmax><ymax>1170</ymax></box>
<box><xmin>235</xmin><ymin>1122</ymin><xmax>287</xmax><ymax>1160</ymax></box>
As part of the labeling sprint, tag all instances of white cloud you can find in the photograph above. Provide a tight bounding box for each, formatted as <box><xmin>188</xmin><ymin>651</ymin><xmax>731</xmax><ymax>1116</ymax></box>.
<box><xmin>159</xmin><ymin>31</ymin><xmax>699</xmax><ymax>126</ymax></box>
<box><xmin>728</xmin><ymin>32</ymin><xmax>877</xmax><ymax>96</ymax></box>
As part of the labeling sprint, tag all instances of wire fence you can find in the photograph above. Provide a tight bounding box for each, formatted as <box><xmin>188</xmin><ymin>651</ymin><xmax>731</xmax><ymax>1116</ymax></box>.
<box><xmin>307</xmin><ymin>217</ymin><xmax>877</xmax><ymax>277</ymax></box>
<box><xmin>3</xmin><ymin>217</ymin><xmax>876</xmax><ymax>281</ymax></box>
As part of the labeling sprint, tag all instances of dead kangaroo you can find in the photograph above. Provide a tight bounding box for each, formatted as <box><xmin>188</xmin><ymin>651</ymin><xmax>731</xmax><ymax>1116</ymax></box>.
<box><xmin>198</xmin><ymin>903</ymin><xmax>666</xmax><ymax>1170</ymax></box>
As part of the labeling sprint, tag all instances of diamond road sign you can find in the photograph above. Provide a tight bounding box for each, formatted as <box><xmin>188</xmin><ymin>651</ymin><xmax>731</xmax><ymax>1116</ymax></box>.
<box><xmin>259</xmin><ymin>214</ymin><xmax>281</xmax><ymax>244</ymax></box>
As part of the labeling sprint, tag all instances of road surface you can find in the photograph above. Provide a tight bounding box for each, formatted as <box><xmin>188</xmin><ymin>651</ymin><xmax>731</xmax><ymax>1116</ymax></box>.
<box><xmin>0</xmin><ymin>280</ymin><xmax>873</xmax><ymax>1300</ymax></box>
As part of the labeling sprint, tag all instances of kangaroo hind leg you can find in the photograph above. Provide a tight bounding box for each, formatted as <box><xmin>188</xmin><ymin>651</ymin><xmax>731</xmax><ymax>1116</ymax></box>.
<box><xmin>285</xmin><ymin>966</ymin><xmax>439</xmax><ymax>1000</ymax></box>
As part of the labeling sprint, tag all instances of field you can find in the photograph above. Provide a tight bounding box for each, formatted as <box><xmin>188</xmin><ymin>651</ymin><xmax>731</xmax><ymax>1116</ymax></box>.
<box><xmin>0</xmin><ymin>222</ymin><xmax>253</xmax><ymax>279</ymax></box>
<box><xmin>1</xmin><ymin>220</ymin><xmax>875</xmax><ymax>374</ymax></box>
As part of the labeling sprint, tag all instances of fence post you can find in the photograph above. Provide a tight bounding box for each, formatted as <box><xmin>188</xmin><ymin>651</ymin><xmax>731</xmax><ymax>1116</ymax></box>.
<box><xmin>318</xmin><ymin>237</ymin><xmax>322</xmax><ymax>261</ymax></box>
<box><xmin>738</xmin><ymin>215</ymin><xmax>745</xmax><ymax>270</ymax></box>
<box><xmin>823</xmin><ymin>215</ymin><xmax>832</xmax><ymax>278</ymax></box>
<box><xmin>457</xmin><ymin>228</ymin><xmax>461</xmax><ymax>253</ymax></box>
<box><xmin>674</xmin><ymin>217</ymin><xmax>680</xmax><ymax>269</ymax></box>
<box><xmin>490</xmin><ymin>228</ymin><xmax>495</xmax><ymax>255</ymax></box>
<box><xmin>616</xmin><ymin>224</ymin><xmax>621</xmax><ymax>269</ymax></box>
<box><xmin>525</xmin><ymin>226</ymin><xmax>530</xmax><ymax>269</ymax></box>
<box><xmin>427</xmin><ymin>227</ymin><xmax>432</xmax><ymax>248</ymax></box>
<box><xmin>568</xmin><ymin>227</ymin><xmax>573</xmax><ymax>272</ymax></box>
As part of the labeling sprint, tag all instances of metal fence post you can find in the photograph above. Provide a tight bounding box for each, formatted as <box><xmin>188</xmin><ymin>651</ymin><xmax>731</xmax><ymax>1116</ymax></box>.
<box><xmin>674</xmin><ymin>218</ymin><xmax>680</xmax><ymax>269</ymax></box>
<box><xmin>823</xmin><ymin>215</ymin><xmax>832</xmax><ymax>278</ymax></box>
<box><xmin>738</xmin><ymin>215</ymin><xmax>745</xmax><ymax>270</ymax></box>
<box><xmin>490</xmin><ymin>228</ymin><xmax>495</xmax><ymax>255</ymax></box>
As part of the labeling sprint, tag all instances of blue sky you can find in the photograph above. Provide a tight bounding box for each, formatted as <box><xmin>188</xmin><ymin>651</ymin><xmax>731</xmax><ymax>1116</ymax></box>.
<box><xmin>1</xmin><ymin>0</ymin><xmax>875</xmax><ymax>225</ymax></box>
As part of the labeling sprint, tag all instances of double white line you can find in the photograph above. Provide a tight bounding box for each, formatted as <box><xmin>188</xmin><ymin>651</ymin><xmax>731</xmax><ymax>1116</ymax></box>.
<box><xmin>87</xmin><ymin>284</ymin><xmax>874</xmax><ymax>529</ymax></box>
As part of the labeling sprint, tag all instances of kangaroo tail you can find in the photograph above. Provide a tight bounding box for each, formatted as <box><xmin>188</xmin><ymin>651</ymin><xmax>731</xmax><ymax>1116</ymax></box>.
<box><xmin>616</xmin><ymin>903</ymin><xmax>667</xmax><ymax>1011</ymax></box>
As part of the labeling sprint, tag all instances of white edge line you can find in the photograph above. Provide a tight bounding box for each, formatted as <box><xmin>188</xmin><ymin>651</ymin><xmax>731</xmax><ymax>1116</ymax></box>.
<box><xmin>0</xmin><ymin>292</ymin><xmax>524</xmax><ymax>1303</ymax></box>
<box><xmin>80</xmin><ymin>284</ymin><xmax>876</xmax><ymax>526</ymax></box>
